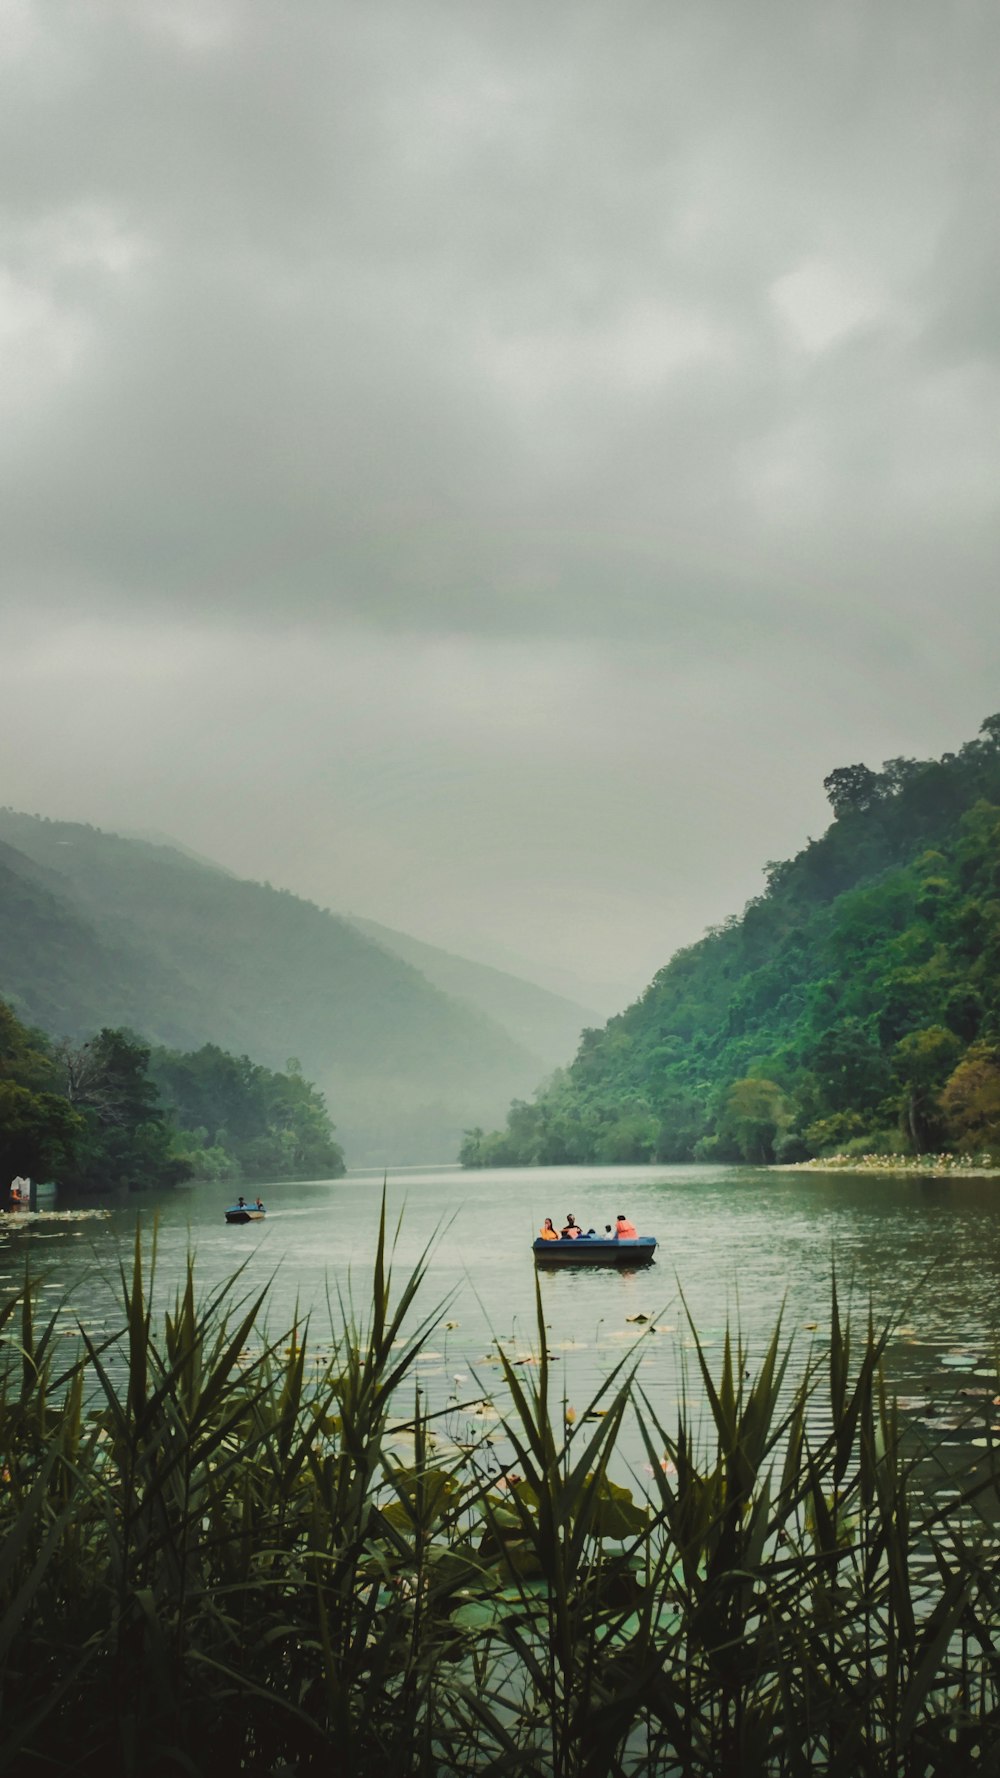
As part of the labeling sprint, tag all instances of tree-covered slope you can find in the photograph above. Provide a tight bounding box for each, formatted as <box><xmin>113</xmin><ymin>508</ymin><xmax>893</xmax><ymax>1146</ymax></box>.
<box><xmin>0</xmin><ymin>837</ymin><xmax>183</xmax><ymax>1039</ymax></box>
<box><xmin>0</xmin><ymin>813</ymin><xmax>545</xmax><ymax>1163</ymax></box>
<box><xmin>466</xmin><ymin>717</ymin><xmax>1000</xmax><ymax>1167</ymax></box>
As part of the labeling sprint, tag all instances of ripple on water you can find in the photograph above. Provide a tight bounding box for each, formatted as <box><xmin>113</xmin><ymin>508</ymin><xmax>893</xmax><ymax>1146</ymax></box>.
<box><xmin>3</xmin><ymin>1164</ymin><xmax>1000</xmax><ymax>1487</ymax></box>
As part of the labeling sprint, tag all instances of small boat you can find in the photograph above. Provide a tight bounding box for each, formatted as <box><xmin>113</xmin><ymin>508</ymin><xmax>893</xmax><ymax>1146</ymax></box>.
<box><xmin>225</xmin><ymin>1204</ymin><xmax>266</xmax><ymax>1225</ymax></box>
<box><xmin>533</xmin><ymin>1235</ymin><xmax>657</xmax><ymax>1266</ymax></box>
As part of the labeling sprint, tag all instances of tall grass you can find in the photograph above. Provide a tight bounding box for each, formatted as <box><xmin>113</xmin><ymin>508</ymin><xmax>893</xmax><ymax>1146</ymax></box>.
<box><xmin>2</xmin><ymin>1212</ymin><xmax>999</xmax><ymax>1775</ymax></box>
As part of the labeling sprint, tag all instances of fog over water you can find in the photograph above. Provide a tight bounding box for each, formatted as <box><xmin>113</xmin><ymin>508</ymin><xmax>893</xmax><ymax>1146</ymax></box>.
<box><xmin>2</xmin><ymin>2</ymin><xmax>998</xmax><ymax>1005</ymax></box>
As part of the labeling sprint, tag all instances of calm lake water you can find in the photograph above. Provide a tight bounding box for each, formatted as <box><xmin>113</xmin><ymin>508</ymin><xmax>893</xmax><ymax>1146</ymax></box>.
<box><xmin>4</xmin><ymin>1162</ymin><xmax>1000</xmax><ymax>1481</ymax></box>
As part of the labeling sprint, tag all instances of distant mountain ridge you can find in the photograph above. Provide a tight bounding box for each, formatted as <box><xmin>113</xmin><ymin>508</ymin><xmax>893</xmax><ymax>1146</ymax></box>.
<box><xmin>0</xmin><ymin>810</ymin><xmax>573</xmax><ymax>1164</ymax></box>
<box><xmin>346</xmin><ymin>915</ymin><xmax>596</xmax><ymax>1067</ymax></box>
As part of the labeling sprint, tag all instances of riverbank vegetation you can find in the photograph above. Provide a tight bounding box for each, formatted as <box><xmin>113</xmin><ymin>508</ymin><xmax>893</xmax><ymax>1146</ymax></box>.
<box><xmin>792</xmin><ymin>1150</ymin><xmax>998</xmax><ymax>1176</ymax></box>
<box><xmin>150</xmin><ymin>1041</ymin><xmax>345</xmax><ymax>1181</ymax></box>
<box><xmin>0</xmin><ymin>997</ymin><xmax>344</xmax><ymax>1190</ymax></box>
<box><xmin>465</xmin><ymin>715</ymin><xmax>1000</xmax><ymax>1170</ymax></box>
<box><xmin>2</xmin><ymin>1223</ymin><xmax>1000</xmax><ymax>1774</ymax></box>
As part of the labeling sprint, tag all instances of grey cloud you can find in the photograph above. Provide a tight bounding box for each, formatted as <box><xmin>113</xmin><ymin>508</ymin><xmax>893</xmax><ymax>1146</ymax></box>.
<box><xmin>2</xmin><ymin>0</ymin><xmax>997</xmax><ymax>644</ymax></box>
<box><xmin>1</xmin><ymin>0</ymin><xmax>998</xmax><ymax>999</ymax></box>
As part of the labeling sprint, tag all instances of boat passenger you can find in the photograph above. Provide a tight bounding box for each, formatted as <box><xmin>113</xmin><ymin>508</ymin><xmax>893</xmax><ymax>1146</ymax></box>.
<box><xmin>539</xmin><ymin>1218</ymin><xmax>559</xmax><ymax>1241</ymax></box>
<box><xmin>237</xmin><ymin>1196</ymin><xmax>247</xmax><ymax>1210</ymax></box>
<box><xmin>560</xmin><ymin>1214</ymin><xmax>581</xmax><ymax>1239</ymax></box>
<box><xmin>255</xmin><ymin>1197</ymin><xmax>265</xmax><ymax>1212</ymax></box>
<box><xmin>614</xmin><ymin>1213</ymin><xmax>638</xmax><ymax>1240</ymax></box>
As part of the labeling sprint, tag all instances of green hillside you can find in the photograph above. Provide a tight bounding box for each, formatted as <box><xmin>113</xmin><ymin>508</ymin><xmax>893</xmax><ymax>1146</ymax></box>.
<box><xmin>0</xmin><ymin>837</ymin><xmax>178</xmax><ymax>1039</ymax></box>
<box><xmin>0</xmin><ymin>813</ymin><xmax>546</xmax><ymax>1164</ymax></box>
<box><xmin>347</xmin><ymin>914</ymin><xmax>595</xmax><ymax>1071</ymax></box>
<box><xmin>466</xmin><ymin>716</ymin><xmax>1000</xmax><ymax>1168</ymax></box>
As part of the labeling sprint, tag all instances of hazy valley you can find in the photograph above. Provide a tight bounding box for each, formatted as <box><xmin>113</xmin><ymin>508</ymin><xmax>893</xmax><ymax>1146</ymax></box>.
<box><xmin>0</xmin><ymin>809</ymin><xmax>592</xmax><ymax>1164</ymax></box>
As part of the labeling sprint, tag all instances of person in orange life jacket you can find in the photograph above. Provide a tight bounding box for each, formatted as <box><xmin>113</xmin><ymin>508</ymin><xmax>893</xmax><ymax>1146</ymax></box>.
<box><xmin>561</xmin><ymin>1214</ymin><xmax>581</xmax><ymax>1239</ymax></box>
<box><xmin>614</xmin><ymin>1213</ymin><xmax>638</xmax><ymax>1239</ymax></box>
<box><xmin>539</xmin><ymin>1217</ymin><xmax>559</xmax><ymax>1241</ymax></box>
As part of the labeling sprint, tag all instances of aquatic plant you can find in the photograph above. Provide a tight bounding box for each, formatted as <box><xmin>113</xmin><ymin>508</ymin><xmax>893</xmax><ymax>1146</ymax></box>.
<box><xmin>800</xmin><ymin>1149</ymin><xmax>999</xmax><ymax>1173</ymax></box>
<box><xmin>1</xmin><ymin>1218</ymin><xmax>1000</xmax><ymax>1774</ymax></box>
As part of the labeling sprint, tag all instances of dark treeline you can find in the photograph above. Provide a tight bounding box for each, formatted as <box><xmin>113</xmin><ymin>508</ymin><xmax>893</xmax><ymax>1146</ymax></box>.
<box><xmin>0</xmin><ymin>998</ymin><xmax>344</xmax><ymax>1191</ymax></box>
<box><xmin>464</xmin><ymin>715</ymin><xmax>1000</xmax><ymax>1168</ymax></box>
<box><xmin>150</xmin><ymin>1042</ymin><xmax>345</xmax><ymax>1182</ymax></box>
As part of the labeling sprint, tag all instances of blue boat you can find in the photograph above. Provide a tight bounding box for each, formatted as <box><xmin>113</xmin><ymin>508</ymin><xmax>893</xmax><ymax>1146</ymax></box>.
<box><xmin>225</xmin><ymin>1203</ymin><xmax>266</xmax><ymax>1225</ymax></box>
<box><xmin>533</xmin><ymin>1235</ymin><xmax>656</xmax><ymax>1266</ymax></box>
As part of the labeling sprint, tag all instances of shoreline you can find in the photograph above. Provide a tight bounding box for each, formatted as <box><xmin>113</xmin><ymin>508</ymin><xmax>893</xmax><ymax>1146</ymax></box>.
<box><xmin>775</xmin><ymin>1159</ymin><xmax>1000</xmax><ymax>1179</ymax></box>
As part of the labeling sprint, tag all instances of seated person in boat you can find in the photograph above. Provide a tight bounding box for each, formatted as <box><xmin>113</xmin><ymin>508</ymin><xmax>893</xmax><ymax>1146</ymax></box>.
<box><xmin>255</xmin><ymin>1197</ymin><xmax>265</xmax><ymax>1211</ymax></box>
<box><xmin>539</xmin><ymin>1217</ymin><xmax>559</xmax><ymax>1240</ymax></box>
<box><xmin>614</xmin><ymin>1213</ymin><xmax>638</xmax><ymax>1239</ymax></box>
<box><xmin>560</xmin><ymin>1214</ymin><xmax>581</xmax><ymax>1239</ymax></box>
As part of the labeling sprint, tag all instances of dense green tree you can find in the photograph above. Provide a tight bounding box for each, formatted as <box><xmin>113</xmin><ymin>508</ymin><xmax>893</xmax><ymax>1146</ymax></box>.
<box><xmin>823</xmin><ymin>764</ymin><xmax>883</xmax><ymax>817</ymax></box>
<box><xmin>0</xmin><ymin>1000</ymin><xmax>62</xmax><ymax>1094</ymax></box>
<box><xmin>150</xmin><ymin>1044</ymin><xmax>345</xmax><ymax>1180</ymax></box>
<box><xmin>0</xmin><ymin>1082</ymin><xmax>84</xmax><ymax>1184</ymax></box>
<box><xmin>803</xmin><ymin>1020</ymin><xmax>889</xmax><ymax>1115</ymax></box>
<box><xmin>0</xmin><ymin>999</ymin><xmax>86</xmax><ymax>1185</ymax></box>
<box><xmin>719</xmin><ymin>1078</ymin><xmax>790</xmax><ymax>1164</ymax></box>
<box><xmin>458</xmin><ymin>1127</ymin><xmax>485</xmax><ymax>1167</ymax></box>
<box><xmin>940</xmin><ymin>1043</ymin><xmax>1000</xmax><ymax>1154</ymax></box>
<box><xmin>60</xmin><ymin>1028</ymin><xmax>191</xmax><ymax>1192</ymax></box>
<box><xmin>891</xmin><ymin>1026</ymin><xmax>961</xmax><ymax>1151</ymax></box>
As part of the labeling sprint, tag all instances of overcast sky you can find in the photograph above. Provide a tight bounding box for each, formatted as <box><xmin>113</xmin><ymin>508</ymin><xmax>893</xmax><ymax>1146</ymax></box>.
<box><xmin>2</xmin><ymin>0</ymin><xmax>998</xmax><ymax>1010</ymax></box>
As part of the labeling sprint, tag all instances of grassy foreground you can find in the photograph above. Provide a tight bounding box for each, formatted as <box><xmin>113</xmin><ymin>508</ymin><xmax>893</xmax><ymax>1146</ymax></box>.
<box><xmin>2</xmin><ymin>1213</ymin><xmax>1000</xmax><ymax>1777</ymax></box>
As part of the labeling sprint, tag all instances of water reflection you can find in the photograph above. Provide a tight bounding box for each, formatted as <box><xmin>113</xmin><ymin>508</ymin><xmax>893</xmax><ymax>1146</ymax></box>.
<box><xmin>2</xmin><ymin>1162</ymin><xmax>999</xmax><ymax>1487</ymax></box>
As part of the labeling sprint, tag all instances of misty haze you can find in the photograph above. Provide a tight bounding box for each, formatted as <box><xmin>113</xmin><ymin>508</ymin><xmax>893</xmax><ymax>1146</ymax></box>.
<box><xmin>2</xmin><ymin>3</ymin><xmax>1000</xmax><ymax>1771</ymax></box>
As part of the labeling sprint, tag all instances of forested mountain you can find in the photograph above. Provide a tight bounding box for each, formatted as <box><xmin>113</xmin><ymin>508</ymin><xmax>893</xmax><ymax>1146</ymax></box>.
<box><xmin>0</xmin><ymin>837</ymin><xmax>168</xmax><ymax>1039</ymax></box>
<box><xmin>0</xmin><ymin>813</ymin><xmax>547</xmax><ymax>1162</ymax></box>
<box><xmin>465</xmin><ymin>716</ymin><xmax>1000</xmax><ymax>1168</ymax></box>
<box><xmin>347</xmin><ymin>915</ymin><xmax>595</xmax><ymax>1071</ymax></box>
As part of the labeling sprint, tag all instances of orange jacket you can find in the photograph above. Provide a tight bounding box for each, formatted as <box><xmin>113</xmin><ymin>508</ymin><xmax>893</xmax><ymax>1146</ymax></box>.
<box><xmin>615</xmin><ymin>1218</ymin><xmax>638</xmax><ymax>1239</ymax></box>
